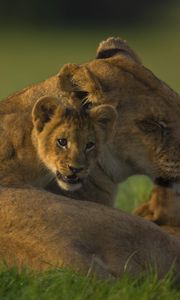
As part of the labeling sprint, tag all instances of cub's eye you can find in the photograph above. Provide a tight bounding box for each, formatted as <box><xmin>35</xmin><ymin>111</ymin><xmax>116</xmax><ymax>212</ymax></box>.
<box><xmin>85</xmin><ymin>142</ymin><xmax>95</xmax><ymax>152</ymax></box>
<box><xmin>57</xmin><ymin>138</ymin><xmax>67</xmax><ymax>148</ymax></box>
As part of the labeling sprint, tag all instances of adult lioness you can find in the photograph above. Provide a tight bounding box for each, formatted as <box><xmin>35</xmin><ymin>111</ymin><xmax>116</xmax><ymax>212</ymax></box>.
<box><xmin>57</xmin><ymin>37</ymin><xmax>180</xmax><ymax>230</ymax></box>
<box><xmin>0</xmin><ymin>95</ymin><xmax>117</xmax><ymax>203</ymax></box>
<box><xmin>1</xmin><ymin>185</ymin><xmax>180</xmax><ymax>281</ymax></box>
<box><xmin>58</xmin><ymin>37</ymin><xmax>180</xmax><ymax>190</ymax></box>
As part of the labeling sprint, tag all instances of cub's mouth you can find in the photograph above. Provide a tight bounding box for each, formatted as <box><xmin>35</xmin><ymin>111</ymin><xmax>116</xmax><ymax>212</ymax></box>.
<box><xmin>56</xmin><ymin>171</ymin><xmax>83</xmax><ymax>191</ymax></box>
<box><xmin>56</xmin><ymin>171</ymin><xmax>82</xmax><ymax>184</ymax></box>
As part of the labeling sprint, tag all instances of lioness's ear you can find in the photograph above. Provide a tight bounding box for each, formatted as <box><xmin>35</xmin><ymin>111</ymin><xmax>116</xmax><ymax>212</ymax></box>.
<box><xmin>58</xmin><ymin>64</ymin><xmax>103</xmax><ymax>101</ymax></box>
<box><xmin>58</xmin><ymin>63</ymin><xmax>80</xmax><ymax>92</ymax></box>
<box><xmin>90</xmin><ymin>104</ymin><xmax>117</xmax><ymax>140</ymax></box>
<box><xmin>96</xmin><ymin>37</ymin><xmax>141</xmax><ymax>64</ymax></box>
<box><xmin>32</xmin><ymin>96</ymin><xmax>60</xmax><ymax>132</ymax></box>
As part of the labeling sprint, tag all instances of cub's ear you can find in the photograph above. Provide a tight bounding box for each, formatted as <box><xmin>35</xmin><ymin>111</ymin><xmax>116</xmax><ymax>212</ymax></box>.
<box><xmin>32</xmin><ymin>96</ymin><xmax>60</xmax><ymax>132</ymax></box>
<box><xmin>90</xmin><ymin>104</ymin><xmax>117</xmax><ymax>140</ymax></box>
<box><xmin>96</xmin><ymin>37</ymin><xmax>141</xmax><ymax>64</ymax></box>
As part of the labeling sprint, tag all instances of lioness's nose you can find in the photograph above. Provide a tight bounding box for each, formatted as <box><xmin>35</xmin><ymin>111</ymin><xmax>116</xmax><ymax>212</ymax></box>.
<box><xmin>68</xmin><ymin>165</ymin><xmax>84</xmax><ymax>174</ymax></box>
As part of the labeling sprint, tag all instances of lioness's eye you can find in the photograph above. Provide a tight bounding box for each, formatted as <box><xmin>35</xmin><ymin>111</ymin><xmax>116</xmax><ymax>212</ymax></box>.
<box><xmin>57</xmin><ymin>138</ymin><xmax>67</xmax><ymax>148</ymax></box>
<box><xmin>85</xmin><ymin>142</ymin><xmax>95</xmax><ymax>152</ymax></box>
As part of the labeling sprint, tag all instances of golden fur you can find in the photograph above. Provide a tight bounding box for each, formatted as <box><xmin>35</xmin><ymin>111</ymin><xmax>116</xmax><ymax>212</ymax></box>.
<box><xmin>1</xmin><ymin>37</ymin><xmax>180</xmax><ymax>233</ymax></box>
<box><xmin>134</xmin><ymin>186</ymin><xmax>180</xmax><ymax>239</ymax></box>
<box><xmin>0</xmin><ymin>38</ymin><xmax>179</xmax><ymax>277</ymax></box>
<box><xmin>0</xmin><ymin>185</ymin><xmax>180</xmax><ymax>281</ymax></box>
<box><xmin>1</xmin><ymin>37</ymin><xmax>180</xmax><ymax>203</ymax></box>
<box><xmin>1</xmin><ymin>37</ymin><xmax>180</xmax><ymax>187</ymax></box>
<box><xmin>58</xmin><ymin>37</ymin><xmax>180</xmax><ymax>188</ymax></box>
<box><xmin>57</xmin><ymin>37</ymin><xmax>180</xmax><ymax>236</ymax></box>
<box><xmin>0</xmin><ymin>95</ymin><xmax>117</xmax><ymax>196</ymax></box>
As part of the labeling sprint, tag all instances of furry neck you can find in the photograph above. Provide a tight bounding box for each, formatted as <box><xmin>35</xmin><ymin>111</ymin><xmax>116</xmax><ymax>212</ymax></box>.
<box><xmin>98</xmin><ymin>144</ymin><xmax>134</xmax><ymax>184</ymax></box>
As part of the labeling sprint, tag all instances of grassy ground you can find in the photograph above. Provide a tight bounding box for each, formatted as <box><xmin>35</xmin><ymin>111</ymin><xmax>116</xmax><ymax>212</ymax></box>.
<box><xmin>0</xmin><ymin>18</ymin><xmax>179</xmax><ymax>299</ymax></box>
<box><xmin>0</xmin><ymin>267</ymin><xmax>180</xmax><ymax>300</ymax></box>
<box><xmin>116</xmin><ymin>175</ymin><xmax>153</xmax><ymax>212</ymax></box>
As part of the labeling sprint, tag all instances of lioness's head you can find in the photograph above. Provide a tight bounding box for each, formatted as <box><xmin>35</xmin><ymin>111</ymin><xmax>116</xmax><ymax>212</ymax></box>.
<box><xmin>32</xmin><ymin>96</ymin><xmax>117</xmax><ymax>191</ymax></box>
<box><xmin>57</xmin><ymin>37</ymin><xmax>180</xmax><ymax>187</ymax></box>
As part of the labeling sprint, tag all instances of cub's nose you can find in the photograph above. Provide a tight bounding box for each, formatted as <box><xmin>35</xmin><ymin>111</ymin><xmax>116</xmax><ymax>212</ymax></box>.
<box><xmin>68</xmin><ymin>165</ymin><xmax>84</xmax><ymax>174</ymax></box>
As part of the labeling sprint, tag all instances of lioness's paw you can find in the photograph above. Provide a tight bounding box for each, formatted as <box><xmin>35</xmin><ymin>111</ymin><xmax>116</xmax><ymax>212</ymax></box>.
<box><xmin>134</xmin><ymin>203</ymin><xmax>156</xmax><ymax>221</ymax></box>
<box><xmin>134</xmin><ymin>188</ymin><xmax>170</xmax><ymax>225</ymax></box>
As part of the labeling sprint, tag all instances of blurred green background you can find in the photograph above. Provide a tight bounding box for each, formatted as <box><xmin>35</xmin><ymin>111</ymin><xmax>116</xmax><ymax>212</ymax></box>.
<box><xmin>0</xmin><ymin>0</ymin><xmax>179</xmax><ymax>211</ymax></box>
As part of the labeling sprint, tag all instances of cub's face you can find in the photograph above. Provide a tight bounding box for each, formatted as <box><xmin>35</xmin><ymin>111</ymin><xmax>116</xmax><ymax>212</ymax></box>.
<box><xmin>32</xmin><ymin>96</ymin><xmax>116</xmax><ymax>191</ymax></box>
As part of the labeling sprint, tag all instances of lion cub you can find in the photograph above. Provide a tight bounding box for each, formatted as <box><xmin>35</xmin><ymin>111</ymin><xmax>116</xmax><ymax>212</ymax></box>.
<box><xmin>0</xmin><ymin>96</ymin><xmax>116</xmax><ymax>192</ymax></box>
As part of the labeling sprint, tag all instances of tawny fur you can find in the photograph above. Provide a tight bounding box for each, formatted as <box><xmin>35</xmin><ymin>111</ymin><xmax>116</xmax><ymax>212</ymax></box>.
<box><xmin>58</xmin><ymin>37</ymin><xmax>180</xmax><ymax>185</ymax></box>
<box><xmin>0</xmin><ymin>96</ymin><xmax>117</xmax><ymax>206</ymax></box>
<box><xmin>0</xmin><ymin>185</ymin><xmax>180</xmax><ymax>281</ymax></box>
<box><xmin>0</xmin><ymin>38</ymin><xmax>180</xmax><ymax>279</ymax></box>
<box><xmin>58</xmin><ymin>37</ymin><xmax>180</xmax><ymax>236</ymax></box>
<box><xmin>1</xmin><ymin>37</ymin><xmax>180</xmax><ymax>185</ymax></box>
<box><xmin>134</xmin><ymin>186</ymin><xmax>180</xmax><ymax>239</ymax></box>
<box><xmin>1</xmin><ymin>37</ymin><xmax>180</xmax><ymax>235</ymax></box>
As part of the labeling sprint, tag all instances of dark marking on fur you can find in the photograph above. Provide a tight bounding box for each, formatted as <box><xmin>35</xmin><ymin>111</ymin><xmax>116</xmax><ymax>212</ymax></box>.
<box><xmin>81</xmin><ymin>102</ymin><xmax>92</xmax><ymax>115</ymax></box>
<box><xmin>74</xmin><ymin>91</ymin><xmax>89</xmax><ymax>100</ymax></box>
<box><xmin>8</xmin><ymin>145</ymin><xmax>16</xmax><ymax>159</ymax></box>
<box><xmin>64</xmin><ymin>108</ymin><xmax>74</xmax><ymax>118</ymax></box>
<box><xmin>21</xmin><ymin>132</ymin><xmax>27</xmax><ymax>147</ymax></box>
<box><xmin>96</xmin><ymin>48</ymin><xmax>128</xmax><ymax>59</ymax></box>
<box><xmin>63</xmin><ymin>106</ymin><xmax>90</xmax><ymax>121</ymax></box>
<box><xmin>155</xmin><ymin>177</ymin><xmax>173</xmax><ymax>188</ymax></box>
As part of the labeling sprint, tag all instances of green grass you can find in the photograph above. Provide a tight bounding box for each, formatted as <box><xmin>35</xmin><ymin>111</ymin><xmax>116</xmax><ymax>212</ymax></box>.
<box><xmin>116</xmin><ymin>175</ymin><xmax>153</xmax><ymax>212</ymax></box>
<box><xmin>0</xmin><ymin>267</ymin><xmax>180</xmax><ymax>300</ymax></box>
<box><xmin>0</xmin><ymin>18</ymin><xmax>180</xmax><ymax>299</ymax></box>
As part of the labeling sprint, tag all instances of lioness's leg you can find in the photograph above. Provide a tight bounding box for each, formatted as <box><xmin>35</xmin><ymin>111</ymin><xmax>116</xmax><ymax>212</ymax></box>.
<box><xmin>134</xmin><ymin>186</ymin><xmax>180</xmax><ymax>229</ymax></box>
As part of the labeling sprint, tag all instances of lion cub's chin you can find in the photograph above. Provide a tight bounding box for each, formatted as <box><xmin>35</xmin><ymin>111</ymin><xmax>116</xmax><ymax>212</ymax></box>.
<box><xmin>57</xmin><ymin>179</ymin><xmax>82</xmax><ymax>192</ymax></box>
